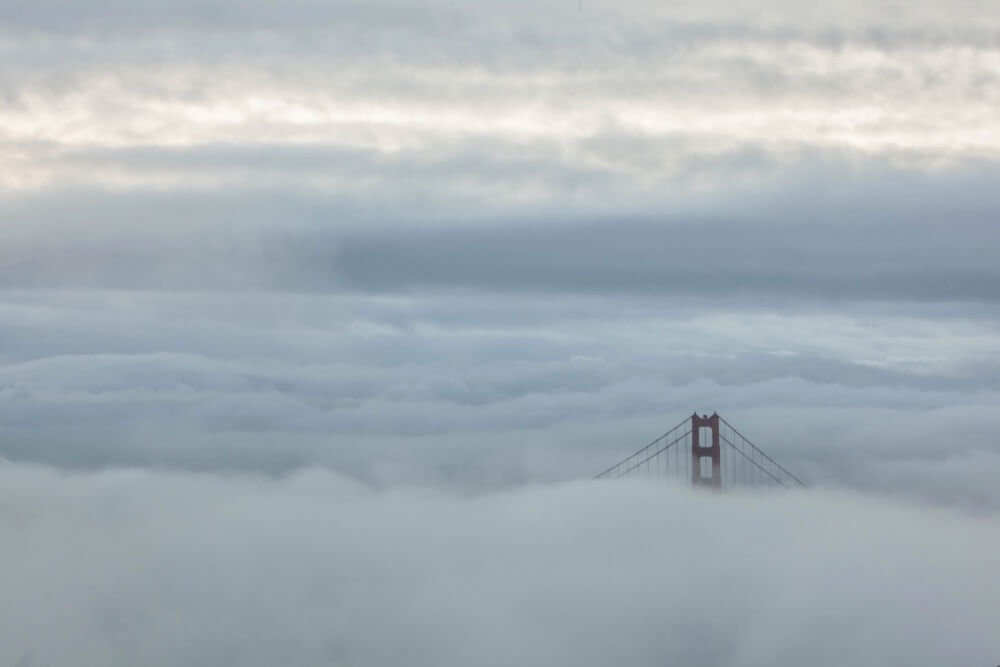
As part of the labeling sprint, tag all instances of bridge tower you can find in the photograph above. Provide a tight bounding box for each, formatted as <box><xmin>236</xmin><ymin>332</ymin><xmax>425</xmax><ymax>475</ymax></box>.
<box><xmin>690</xmin><ymin>412</ymin><xmax>721</xmax><ymax>490</ymax></box>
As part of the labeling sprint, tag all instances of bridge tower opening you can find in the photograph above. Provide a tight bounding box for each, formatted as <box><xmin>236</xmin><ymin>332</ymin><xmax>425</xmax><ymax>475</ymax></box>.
<box><xmin>691</xmin><ymin>412</ymin><xmax>721</xmax><ymax>490</ymax></box>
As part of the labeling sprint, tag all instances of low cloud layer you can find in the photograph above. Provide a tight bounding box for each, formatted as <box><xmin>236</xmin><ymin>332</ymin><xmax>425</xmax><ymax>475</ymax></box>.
<box><xmin>1</xmin><ymin>289</ymin><xmax>998</xmax><ymax>509</ymax></box>
<box><xmin>2</xmin><ymin>466</ymin><xmax>998</xmax><ymax>667</ymax></box>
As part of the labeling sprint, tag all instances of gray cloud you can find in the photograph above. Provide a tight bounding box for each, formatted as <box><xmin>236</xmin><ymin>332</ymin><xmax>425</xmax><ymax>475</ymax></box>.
<box><xmin>337</xmin><ymin>219</ymin><xmax>1000</xmax><ymax>303</ymax></box>
<box><xmin>3</xmin><ymin>156</ymin><xmax>1000</xmax><ymax>298</ymax></box>
<box><xmin>1</xmin><ymin>289</ymin><xmax>998</xmax><ymax>508</ymax></box>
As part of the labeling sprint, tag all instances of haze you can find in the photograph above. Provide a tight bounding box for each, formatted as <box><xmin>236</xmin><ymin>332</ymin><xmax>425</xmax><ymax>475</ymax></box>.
<box><xmin>1</xmin><ymin>1</ymin><xmax>999</xmax><ymax>665</ymax></box>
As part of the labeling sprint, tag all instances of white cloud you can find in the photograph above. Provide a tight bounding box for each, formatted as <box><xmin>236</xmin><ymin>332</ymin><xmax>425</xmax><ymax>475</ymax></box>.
<box><xmin>2</xmin><ymin>0</ymin><xmax>1000</xmax><ymax>192</ymax></box>
<box><xmin>0</xmin><ymin>464</ymin><xmax>997</xmax><ymax>667</ymax></box>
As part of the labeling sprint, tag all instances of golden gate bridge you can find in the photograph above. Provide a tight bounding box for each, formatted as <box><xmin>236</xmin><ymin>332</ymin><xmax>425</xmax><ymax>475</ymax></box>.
<box><xmin>595</xmin><ymin>412</ymin><xmax>806</xmax><ymax>490</ymax></box>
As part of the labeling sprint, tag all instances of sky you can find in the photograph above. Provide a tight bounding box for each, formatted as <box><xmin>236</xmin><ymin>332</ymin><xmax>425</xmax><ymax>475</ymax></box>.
<box><xmin>1</xmin><ymin>0</ymin><xmax>999</xmax><ymax>665</ymax></box>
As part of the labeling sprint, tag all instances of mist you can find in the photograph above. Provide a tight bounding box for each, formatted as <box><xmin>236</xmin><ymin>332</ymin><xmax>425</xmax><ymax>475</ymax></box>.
<box><xmin>2</xmin><ymin>0</ymin><xmax>1000</xmax><ymax>664</ymax></box>
<box><xmin>2</xmin><ymin>466</ymin><xmax>997</xmax><ymax>667</ymax></box>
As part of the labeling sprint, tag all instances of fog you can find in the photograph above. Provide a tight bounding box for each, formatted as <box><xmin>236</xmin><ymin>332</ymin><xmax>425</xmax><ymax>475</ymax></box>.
<box><xmin>2</xmin><ymin>466</ymin><xmax>997</xmax><ymax>667</ymax></box>
<box><xmin>1</xmin><ymin>0</ymin><xmax>999</xmax><ymax>663</ymax></box>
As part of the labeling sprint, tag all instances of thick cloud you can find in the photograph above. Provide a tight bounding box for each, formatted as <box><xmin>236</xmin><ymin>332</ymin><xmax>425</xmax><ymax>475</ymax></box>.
<box><xmin>1</xmin><ymin>1</ymin><xmax>999</xmax><ymax>661</ymax></box>
<box><xmin>1</xmin><ymin>289</ymin><xmax>998</xmax><ymax>508</ymax></box>
<box><xmin>336</xmin><ymin>212</ymin><xmax>1000</xmax><ymax>302</ymax></box>
<box><xmin>1</xmin><ymin>465</ymin><xmax>998</xmax><ymax>667</ymax></box>
<box><xmin>4</xmin><ymin>158</ymin><xmax>1000</xmax><ymax>297</ymax></box>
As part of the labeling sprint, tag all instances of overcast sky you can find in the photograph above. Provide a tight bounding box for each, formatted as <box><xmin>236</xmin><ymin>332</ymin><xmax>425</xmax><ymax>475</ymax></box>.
<box><xmin>2</xmin><ymin>1</ymin><xmax>999</xmax><ymax>665</ymax></box>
